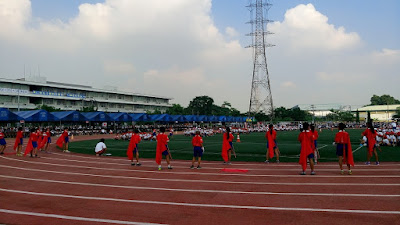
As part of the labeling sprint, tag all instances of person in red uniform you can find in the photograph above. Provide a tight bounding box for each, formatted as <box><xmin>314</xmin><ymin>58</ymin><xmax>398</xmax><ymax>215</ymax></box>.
<box><xmin>265</xmin><ymin>124</ymin><xmax>279</xmax><ymax>163</ymax></box>
<box><xmin>156</xmin><ymin>127</ymin><xmax>172</xmax><ymax>170</ymax></box>
<box><xmin>221</xmin><ymin>127</ymin><xmax>234</xmax><ymax>164</ymax></box>
<box><xmin>334</xmin><ymin>123</ymin><xmax>354</xmax><ymax>175</ymax></box>
<box><xmin>310</xmin><ymin>124</ymin><xmax>319</xmax><ymax>164</ymax></box>
<box><xmin>56</xmin><ymin>128</ymin><xmax>70</xmax><ymax>153</ymax></box>
<box><xmin>24</xmin><ymin>128</ymin><xmax>39</xmax><ymax>157</ymax></box>
<box><xmin>13</xmin><ymin>127</ymin><xmax>24</xmax><ymax>156</ymax></box>
<box><xmin>127</xmin><ymin>128</ymin><xmax>142</xmax><ymax>166</ymax></box>
<box><xmin>0</xmin><ymin>128</ymin><xmax>7</xmax><ymax>155</ymax></box>
<box><xmin>298</xmin><ymin>122</ymin><xmax>315</xmax><ymax>175</ymax></box>
<box><xmin>191</xmin><ymin>130</ymin><xmax>204</xmax><ymax>169</ymax></box>
<box><xmin>36</xmin><ymin>127</ymin><xmax>43</xmax><ymax>151</ymax></box>
<box><xmin>362</xmin><ymin>121</ymin><xmax>379</xmax><ymax>165</ymax></box>
<box><xmin>39</xmin><ymin>128</ymin><xmax>51</xmax><ymax>153</ymax></box>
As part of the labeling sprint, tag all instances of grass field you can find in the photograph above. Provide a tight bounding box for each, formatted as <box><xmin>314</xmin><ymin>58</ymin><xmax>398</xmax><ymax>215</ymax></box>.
<box><xmin>70</xmin><ymin>129</ymin><xmax>400</xmax><ymax>162</ymax></box>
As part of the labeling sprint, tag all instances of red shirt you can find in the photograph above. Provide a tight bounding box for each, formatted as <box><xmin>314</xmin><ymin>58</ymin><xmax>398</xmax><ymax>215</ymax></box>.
<box><xmin>192</xmin><ymin>135</ymin><xmax>203</xmax><ymax>147</ymax></box>
<box><xmin>30</xmin><ymin>132</ymin><xmax>39</xmax><ymax>142</ymax></box>
<box><xmin>156</xmin><ymin>133</ymin><xmax>169</xmax><ymax>148</ymax></box>
<box><xmin>16</xmin><ymin>131</ymin><xmax>23</xmax><ymax>139</ymax></box>
<box><xmin>265</xmin><ymin>129</ymin><xmax>277</xmax><ymax>141</ymax></box>
<box><xmin>0</xmin><ymin>132</ymin><xmax>4</xmax><ymax>139</ymax></box>
<box><xmin>335</xmin><ymin>130</ymin><xmax>349</xmax><ymax>144</ymax></box>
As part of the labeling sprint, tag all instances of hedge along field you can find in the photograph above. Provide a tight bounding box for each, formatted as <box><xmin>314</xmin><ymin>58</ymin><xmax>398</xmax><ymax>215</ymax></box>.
<box><xmin>69</xmin><ymin>129</ymin><xmax>400</xmax><ymax>163</ymax></box>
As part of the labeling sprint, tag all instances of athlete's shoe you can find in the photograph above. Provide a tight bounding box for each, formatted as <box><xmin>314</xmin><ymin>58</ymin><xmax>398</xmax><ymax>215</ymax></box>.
<box><xmin>340</xmin><ymin>170</ymin><xmax>344</xmax><ymax>175</ymax></box>
<box><xmin>190</xmin><ymin>165</ymin><xmax>195</xmax><ymax>169</ymax></box>
<box><xmin>131</xmin><ymin>163</ymin><xmax>136</xmax><ymax>166</ymax></box>
<box><xmin>197</xmin><ymin>166</ymin><xmax>202</xmax><ymax>169</ymax></box>
<box><xmin>300</xmin><ymin>171</ymin><xmax>306</xmax><ymax>175</ymax></box>
<box><xmin>264</xmin><ymin>160</ymin><xmax>269</xmax><ymax>163</ymax></box>
<box><xmin>158</xmin><ymin>166</ymin><xmax>162</xmax><ymax>171</ymax></box>
<box><xmin>136</xmin><ymin>163</ymin><xmax>141</xmax><ymax>166</ymax></box>
<box><xmin>348</xmin><ymin>170</ymin><xmax>352</xmax><ymax>175</ymax></box>
<box><xmin>365</xmin><ymin>161</ymin><xmax>371</xmax><ymax>165</ymax></box>
<box><xmin>276</xmin><ymin>160</ymin><xmax>280</xmax><ymax>164</ymax></box>
<box><xmin>64</xmin><ymin>150</ymin><xmax>70</xmax><ymax>153</ymax></box>
<box><xmin>310</xmin><ymin>171</ymin><xmax>316</xmax><ymax>175</ymax></box>
<box><xmin>375</xmin><ymin>161</ymin><xmax>380</xmax><ymax>165</ymax></box>
<box><xmin>168</xmin><ymin>165</ymin><xmax>173</xmax><ymax>169</ymax></box>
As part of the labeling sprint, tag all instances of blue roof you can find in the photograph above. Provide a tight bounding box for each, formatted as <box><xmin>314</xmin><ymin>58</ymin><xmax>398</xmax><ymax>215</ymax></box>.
<box><xmin>51</xmin><ymin>111</ymin><xmax>87</xmax><ymax>122</ymax></box>
<box><xmin>149</xmin><ymin>114</ymin><xmax>173</xmax><ymax>122</ymax></box>
<box><xmin>108</xmin><ymin>112</ymin><xmax>132</xmax><ymax>122</ymax></box>
<box><xmin>15</xmin><ymin>110</ymin><xmax>57</xmax><ymax>122</ymax></box>
<box><xmin>129</xmin><ymin>113</ymin><xmax>150</xmax><ymax>122</ymax></box>
<box><xmin>0</xmin><ymin>108</ymin><xmax>23</xmax><ymax>121</ymax></box>
<box><xmin>81</xmin><ymin>112</ymin><xmax>112</xmax><ymax>122</ymax></box>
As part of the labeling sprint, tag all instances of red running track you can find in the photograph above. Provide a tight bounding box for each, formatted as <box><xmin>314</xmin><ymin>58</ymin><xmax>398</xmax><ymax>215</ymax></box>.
<box><xmin>0</xmin><ymin>136</ymin><xmax>399</xmax><ymax>225</ymax></box>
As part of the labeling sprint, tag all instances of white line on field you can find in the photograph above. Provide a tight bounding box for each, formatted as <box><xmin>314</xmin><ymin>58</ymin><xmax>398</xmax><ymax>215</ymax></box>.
<box><xmin>1</xmin><ymin>188</ymin><xmax>399</xmax><ymax>215</ymax></box>
<box><xmin>37</xmin><ymin>156</ymin><xmax>400</xmax><ymax>172</ymax></box>
<box><xmin>1</xmin><ymin>175</ymin><xmax>399</xmax><ymax>198</ymax></box>
<box><xmin>50</xmin><ymin>152</ymin><xmax>400</xmax><ymax>167</ymax></box>
<box><xmin>1</xmin><ymin>156</ymin><xmax>400</xmax><ymax>178</ymax></box>
<box><xmin>0</xmin><ymin>208</ymin><xmax>166</xmax><ymax>225</ymax></box>
<box><xmin>1</xmin><ymin>164</ymin><xmax>398</xmax><ymax>187</ymax></box>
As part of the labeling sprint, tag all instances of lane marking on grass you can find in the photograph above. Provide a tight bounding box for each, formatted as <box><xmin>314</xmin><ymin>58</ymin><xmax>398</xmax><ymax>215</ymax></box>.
<box><xmin>38</xmin><ymin>156</ymin><xmax>400</xmax><ymax>172</ymax></box>
<box><xmin>1</xmin><ymin>175</ymin><xmax>400</xmax><ymax>198</ymax></box>
<box><xmin>0</xmin><ymin>208</ymin><xmax>165</xmax><ymax>225</ymax></box>
<box><xmin>352</xmin><ymin>145</ymin><xmax>364</xmax><ymax>154</ymax></box>
<box><xmin>2</xmin><ymin>156</ymin><xmax>400</xmax><ymax>178</ymax></box>
<box><xmin>50</xmin><ymin>152</ymin><xmax>400</xmax><ymax>168</ymax></box>
<box><xmin>1</xmin><ymin>188</ymin><xmax>400</xmax><ymax>215</ymax></box>
<box><xmin>2</xmin><ymin>164</ymin><xmax>398</xmax><ymax>187</ymax></box>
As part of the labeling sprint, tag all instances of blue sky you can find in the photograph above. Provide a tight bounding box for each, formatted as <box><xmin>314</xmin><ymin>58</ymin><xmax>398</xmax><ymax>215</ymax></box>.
<box><xmin>1</xmin><ymin>0</ymin><xmax>399</xmax><ymax>111</ymax></box>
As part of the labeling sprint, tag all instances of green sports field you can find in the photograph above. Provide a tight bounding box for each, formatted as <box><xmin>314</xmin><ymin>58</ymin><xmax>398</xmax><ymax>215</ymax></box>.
<box><xmin>70</xmin><ymin>129</ymin><xmax>400</xmax><ymax>162</ymax></box>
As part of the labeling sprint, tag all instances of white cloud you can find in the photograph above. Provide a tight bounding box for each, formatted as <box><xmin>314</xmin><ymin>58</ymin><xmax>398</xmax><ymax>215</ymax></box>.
<box><xmin>269</xmin><ymin>4</ymin><xmax>361</xmax><ymax>52</ymax></box>
<box><xmin>225</xmin><ymin>27</ymin><xmax>239</xmax><ymax>38</ymax></box>
<box><xmin>281</xmin><ymin>81</ymin><xmax>296</xmax><ymax>88</ymax></box>
<box><xmin>104</xmin><ymin>60</ymin><xmax>135</xmax><ymax>76</ymax></box>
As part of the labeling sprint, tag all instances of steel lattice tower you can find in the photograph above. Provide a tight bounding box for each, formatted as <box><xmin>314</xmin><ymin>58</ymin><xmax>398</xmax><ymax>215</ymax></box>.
<box><xmin>246</xmin><ymin>0</ymin><xmax>274</xmax><ymax>119</ymax></box>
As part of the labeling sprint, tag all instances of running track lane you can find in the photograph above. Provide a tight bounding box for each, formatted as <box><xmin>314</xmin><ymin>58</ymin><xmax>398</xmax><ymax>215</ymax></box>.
<box><xmin>1</xmin><ymin>153</ymin><xmax>399</xmax><ymax>224</ymax></box>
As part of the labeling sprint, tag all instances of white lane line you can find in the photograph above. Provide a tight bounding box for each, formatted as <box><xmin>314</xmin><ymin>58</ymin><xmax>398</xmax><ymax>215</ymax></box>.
<box><xmin>1</xmin><ymin>175</ymin><xmax>399</xmax><ymax>198</ymax></box>
<box><xmin>317</xmin><ymin>145</ymin><xmax>328</xmax><ymax>150</ymax></box>
<box><xmin>1</xmin><ymin>188</ymin><xmax>399</xmax><ymax>215</ymax></box>
<box><xmin>2</xmin><ymin>156</ymin><xmax>400</xmax><ymax>178</ymax></box>
<box><xmin>352</xmin><ymin>146</ymin><xmax>364</xmax><ymax>154</ymax></box>
<box><xmin>51</xmin><ymin>152</ymin><xmax>400</xmax><ymax>167</ymax></box>
<box><xmin>38</xmin><ymin>156</ymin><xmax>400</xmax><ymax>172</ymax></box>
<box><xmin>0</xmin><ymin>208</ymin><xmax>165</xmax><ymax>225</ymax></box>
<box><xmin>1</xmin><ymin>164</ymin><xmax>399</xmax><ymax>187</ymax></box>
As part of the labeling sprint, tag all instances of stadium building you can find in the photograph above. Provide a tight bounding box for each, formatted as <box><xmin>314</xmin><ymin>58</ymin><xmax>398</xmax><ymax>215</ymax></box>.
<box><xmin>354</xmin><ymin>104</ymin><xmax>400</xmax><ymax>122</ymax></box>
<box><xmin>0</xmin><ymin>77</ymin><xmax>171</xmax><ymax>113</ymax></box>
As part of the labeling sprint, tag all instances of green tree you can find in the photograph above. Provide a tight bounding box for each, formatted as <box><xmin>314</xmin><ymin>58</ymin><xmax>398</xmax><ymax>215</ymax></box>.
<box><xmin>186</xmin><ymin>96</ymin><xmax>214</xmax><ymax>115</ymax></box>
<box><xmin>370</xmin><ymin>94</ymin><xmax>400</xmax><ymax>105</ymax></box>
<box><xmin>166</xmin><ymin>104</ymin><xmax>185</xmax><ymax>115</ymax></box>
<box><xmin>81</xmin><ymin>106</ymin><xmax>96</xmax><ymax>112</ymax></box>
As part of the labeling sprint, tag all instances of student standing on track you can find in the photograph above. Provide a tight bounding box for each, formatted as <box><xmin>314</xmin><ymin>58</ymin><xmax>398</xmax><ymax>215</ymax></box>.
<box><xmin>156</xmin><ymin>127</ymin><xmax>172</xmax><ymax>170</ymax></box>
<box><xmin>362</xmin><ymin>122</ymin><xmax>379</xmax><ymax>165</ymax></box>
<box><xmin>24</xmin><ymin>128</ymin><xmax>39</xmax><ymax>158</ymax></box>
<box><xmin>191</xmin><ymin>130</ymin><xmax>204</xmax><ymax>169</ymax></box>
<box><xmin>14</xmin><ymin>127</ymin><xmax>24</xmax><ymax>156</ymax></box>
<box><xmin>127</xmin><ymin>129</ymin><xmax>142</xmax><ymax>166</ymax></box>
<box><xmin>0</xmin><ymin>128</ymin><xmax>7</xmax><ymax>155</ymax></box>
<box><xmin>221</xmin><ymin>127</ymin><xmax>234</xmax><ymax>164</ymax></box>
<box><xmin>56</xmin><ymin>128</ymin><xmax>70</xmax><ymax>153</ymax></box>
<box><xmin>310</xmin><ymin>124</ymin><xmax>319</xmax><ymax>164</ymax></box>
<box><xmin>334</xmin><ymin>123</ymin><xmax>354</xmax><ymax>175</ymax></box>
<box><xmin>265</xmin><ymin>124</ymin><xmax>279</xmax><ymax>163</ymax></box>
<box><xmin>298</xmin><ymin>122</ymin><xmax>316</xmax><ymax>175</ymax></box>
<box><xmin>39</xmin><ymin>128</ymin><xmax>52</xmax><ymax>153</ymax></box>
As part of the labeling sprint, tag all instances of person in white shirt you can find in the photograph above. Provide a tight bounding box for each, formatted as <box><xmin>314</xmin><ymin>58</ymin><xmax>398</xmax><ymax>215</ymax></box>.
<box><xmin>95</xmin><ymin>139</ymin><xmax>107</xmax><ymax>156</ymax></box>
